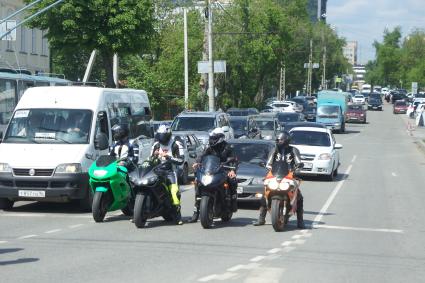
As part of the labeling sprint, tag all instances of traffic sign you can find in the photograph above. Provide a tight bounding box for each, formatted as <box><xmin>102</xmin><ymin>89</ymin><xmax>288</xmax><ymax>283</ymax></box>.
<box><xmin>412</xmin><ymin>82</ymin><xmax>418</xmax><ymax>95</ymax></box>
<box><xmin>197</xmin><ymin>60</ymin><xmax>226</xmax><ymax>74</ymax></box>
<box><xmin>304</xmin><ymin>63</ymin><xmax>319</xmax><ymax>69</ymax></box>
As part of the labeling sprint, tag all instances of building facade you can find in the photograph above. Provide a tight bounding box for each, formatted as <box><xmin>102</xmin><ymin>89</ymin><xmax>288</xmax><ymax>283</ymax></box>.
<box><xmin>343</xmin><ymin>41</ymin><xmax>358</xmax><ymax>66</ymax></box>
<box><xmin>0</xmin><ymin>0</ymin><xmax>49</xmax><ymax>74</ymax></box>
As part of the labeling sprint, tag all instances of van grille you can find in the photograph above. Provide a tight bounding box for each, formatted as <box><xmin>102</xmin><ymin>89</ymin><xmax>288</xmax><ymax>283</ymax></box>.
<box><xmin>16</xmin><ymin>181</ymin><xmax>49</xmax><ymax>188</ymax></box>
<box><xmin>13</xmin><ymin>169</ymin><xmax>54</xmax><ymax>177</ymax></box>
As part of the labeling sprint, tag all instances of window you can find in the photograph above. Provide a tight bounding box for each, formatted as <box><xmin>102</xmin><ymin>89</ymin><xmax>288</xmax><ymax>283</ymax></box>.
<box><xmin>20</xmin><ymin>27</ymin><xmax>26</xmax><ymax>52</ymax></box>
<box><xmin>31</xmin><ymin>29</ymin><xmax>37</xmax><ymax>54</ymax></box>
<box><xmin>6</xmin><ymin>9</ymin><xmax>14</xmax><ymax>51</ymax></box>
<box><xmin>41</xmin><ymin>30</ymin><xmax>48</xmax><ymax>56</ymax></box>
<box><xmin>0</xmin><ymin>80</ymin><xmax>17</xmax><ymax>126</ymax></box>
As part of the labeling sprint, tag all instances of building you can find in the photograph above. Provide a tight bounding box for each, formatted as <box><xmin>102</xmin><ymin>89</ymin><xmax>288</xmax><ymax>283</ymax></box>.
<box><xmin>343</xmin><ymin>41</ymin><xmax>358</xmax><ymax>66</ymax></box>
<box><xmin>307</xmin><ymin>0</ymin><xmax>327</xmax><ymax>22</ymax></box>
<box><xmin>0</xmin><ymin>0</ymin><xmax>49</xmax><ymax>74</ymax></box>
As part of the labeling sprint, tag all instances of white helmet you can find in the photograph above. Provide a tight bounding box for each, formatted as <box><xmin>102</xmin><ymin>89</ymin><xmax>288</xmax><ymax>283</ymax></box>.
<box><xmin>156</xmin><ymin>124</ymin><xmax>172</xmax><ymax>145</ymax></box>
<box><xmin>209</xmin><ymin>128</ymin><xmax>225</xmax><ymax>148</ymax></box>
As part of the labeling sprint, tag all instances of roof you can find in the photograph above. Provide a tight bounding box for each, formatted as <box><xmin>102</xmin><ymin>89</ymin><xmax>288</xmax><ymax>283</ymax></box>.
<box><xmin>289</xmin><ymin>127</ymin><xmax>330</xmax><ymax>134</ymax></box>
<box><xmin>228</xmin><ymin>139</ymin><xmax>274</xmax><ymax>145</ymax></box>
<box><xmin>177</xmin><ymin>111</ymin><xmax>223</xmax><ymax>117</ymax></box>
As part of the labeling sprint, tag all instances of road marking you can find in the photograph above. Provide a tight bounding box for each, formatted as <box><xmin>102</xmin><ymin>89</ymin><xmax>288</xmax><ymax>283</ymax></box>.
<box><xmin>313</xmin><ymin>224</ymin><xmax>403</xmax><ymax>234</ymax></box>
<box><xmin>198</xmin><ymin>274</ymin><xmax>218</xmax><ymax>282</ymax></box>
<box><xmin>267</xmin><ymin>248</ymin><xmax>281</xmax><ymax>254</ymax></box>
<box><xmin>293</xmin><ymin>239</ymin><xmax>306</xmax><ymax>245</ymax></box>
<box><xmin>250</xmin><ymin>256</ymin><xmax>266</xmax><ymax>262</ymax></box>
<box><xmin>313</xmin><ymin>164</ymin><xmax>353</xmax><ymax>226</ymax></box>
<box><xmin>392</xmin><ymin>172</ymin><xmax>398</xmax><ymax>177</ymax></box>
<box><xmin>45</xmin><ymin>229</ymin><xmax>62</xmax><ymax>234</ymax></box>
<box><xmin>227</xmin><ymin>263</ymin><xmax>259</xmax><ymax>272</ymax></box>
<box><xmin>351</xmin><ymin>155</ymin><xmax>357</xmax><ymax>163</ymax></box>
<box><xmin>18</xmin><ymin>234</ymin><xmax>37</xmax><ymax>239</ymax></box>
<box><xmin>69</xmin><ymin>224</ymin><xmax>84</xmax><ymax>229</ymax></box>
<box><xmin>243</xmin><ymin>267</ymin><xmax>285</xmax><ymax>283</ymax></box>
<box><xmin>281</xmin><ymin>241</ymin><xmax>292</xmax><ymax>247</ymax></box>
<box><xmin>0</xmin><ymin>241</ymin><xmax>8</xmax><ymax>244</ymax></box>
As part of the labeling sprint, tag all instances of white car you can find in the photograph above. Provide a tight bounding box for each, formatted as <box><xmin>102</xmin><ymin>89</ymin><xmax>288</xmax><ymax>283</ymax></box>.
<box><xmin>289</xmin><ymin>127</ymin><xmax>342</xmax><ymax>181</ymax></box>
<box><xmin>285</xmin><ymin>101</ymin><xmax>303</xmax><ymax>112</ymax></box>
<box><xmin>352</xmin><ymin>94</ymin><xmax>366</xmax><ymax>104</ymax></box>
<box><xmin>269</xmin><ymin>101</ymin><xmax>296</xmax><ymax>112</ymax></box>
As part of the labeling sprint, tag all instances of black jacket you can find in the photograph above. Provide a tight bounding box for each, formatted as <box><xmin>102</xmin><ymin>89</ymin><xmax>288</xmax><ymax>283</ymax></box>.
<box><xmin>197</xmin><ymin>142</ymin><xmax>237</xmax><ymax>166</ymax></box>
<box><xmin>266</xmin><ymin>145</ymin><xmax>302</xmax><ymax>171</ymax></box>
<box><xmin>150</xmin><ymin>140</ymin><xmax>184</xmax><ymax>166</ymax></box>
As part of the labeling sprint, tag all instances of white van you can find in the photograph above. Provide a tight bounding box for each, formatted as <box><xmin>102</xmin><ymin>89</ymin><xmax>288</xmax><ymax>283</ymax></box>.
<box><xmin>0</xmin><ymin>86</ymin><xmax>151</xmax><ymax>210</ymax></box>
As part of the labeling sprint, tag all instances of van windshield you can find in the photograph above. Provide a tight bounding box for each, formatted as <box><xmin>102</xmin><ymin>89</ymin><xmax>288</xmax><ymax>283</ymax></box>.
<box><xmin>3</xmin><ymin>109</ymin><xmax>93</xmax><ymax>144</ymax></box>
<box><xmin>317</xmin><ymin>106</ymin><xmax>340</xmax><ymax>118</ymax></box>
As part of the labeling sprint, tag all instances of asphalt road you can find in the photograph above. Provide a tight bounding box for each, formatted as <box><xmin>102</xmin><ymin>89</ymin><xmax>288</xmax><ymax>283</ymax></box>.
<box><xmin>2</xmin><ymin>102</ymin><xmax>425</xmax><ymax>283</ymax></box>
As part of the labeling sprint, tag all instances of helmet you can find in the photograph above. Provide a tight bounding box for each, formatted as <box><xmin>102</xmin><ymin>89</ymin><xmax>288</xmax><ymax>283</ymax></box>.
<box><xmin>276</xmin><ymin>131</ymin><xmax>291</xmax><ymax>150</ymax></box>
<box><xmin>155</xmin><ymin>124</ymin><xmax>172</xmax><ymax>145</ymax></box>
<box><xmin>112</xmin><ymin>124</ymin><xmax>129</xmax><ymax>142</ymax></box>
<box><xmin>209</xmin><ymin>128</ymin><xmax>225</xmax><ymax>148</ymax></box>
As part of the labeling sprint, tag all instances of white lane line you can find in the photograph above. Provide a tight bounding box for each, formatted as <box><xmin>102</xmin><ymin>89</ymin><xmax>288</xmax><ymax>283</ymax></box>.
<box><xmin>282</xmin><ymin>246</ymin><xmax>296</xmax><ymax>253</ymax></box>
<box><xmin>227</xmin><ymin>263</ymin><xmax>259</xmax><ymax>272</ymax></box>
<box><xmin>267</xmin><ymin>248</ymin><xmax>281</xmax><ymax>254</ymax></box>
<box><xmin>281</xmin><ymin>241</ymin><xmax>292</xmax><ymax>247</ymax></box>
<box><xmin>313</xmin><ymin>224</ymin><xmax>404</xmax><ymax>234</ymax></box>
<box><xmin>198</xmin><ymin>274</ymin><xmax>218</xmax><ymax>282</ymax></box>
<box><xmin>313</xmin><ymin>164</ymin><xmax>353</xmax><ymax>226</ymax></box>
<box><xmin>391</xmin><ymin>172</ymin><xmax>398</xmax><ymax>177</ymax></box>
<box><xmin>0</xmin><ymin>240</ymin><xmax>8</xmax><ymax>244</ymax></box>
<box><xmin>215</xmin><ymin>272</ymin><xmax>238</xmax><ymax>280</ymax></box>
<box><xmin>293</xmin><ymin>239</ymin><xmax>306</xmax><ymax>245</ymax></box>
<box><xmin>250</xmin><ymin>256</ymin><xmax>266</xmax><ymax>262</ymax></box>
<box><xmin>69</xmin><ymin>224</ymin><xmax>84</xmax><ymax>229</ymax></box>
<box><xmin>351</xmin><ymin>155</ymin><xmax>357</xmax><ymax>163</ymax></box>
<box><xmin>45</xmin><ymin>229</ymin><xmax>62</xmax><ymax>234</ymax></box>
<box><xmin>18</xmin><ymin>234</ymin><xmax>37</xmax><ymax>239</ymax></box>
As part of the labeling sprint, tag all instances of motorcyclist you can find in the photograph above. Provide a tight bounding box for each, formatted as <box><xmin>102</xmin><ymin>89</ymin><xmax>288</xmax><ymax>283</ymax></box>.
<box><xmin>189</xmin><ymin>128</ymin><xmax>238</xmax><ymax>223</ymax></box>
<box><xmin>109</xmin><ymin>123</ymin><xmax>138</xmax><ymax>170</ymax></box>
<box><xmin>150</xmin><ymin>124</ymin><xmax>184</xmax><ymax>225</ymax></box>
<box><xmin>253</xmin><ymin>131</ymin><xmax>305</xmax><ymax>229</ymax></box>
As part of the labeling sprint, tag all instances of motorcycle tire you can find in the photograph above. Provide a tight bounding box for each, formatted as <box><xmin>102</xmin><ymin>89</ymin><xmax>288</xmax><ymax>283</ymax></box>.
<box><xmin>134</xmin><ymin>193</ymin><xmax>148</xmax><ymax>228</ymax></box>
<box><xmin>200</xmin><ymin>195</ymin><xmax>214</xmax><ymax>229</ymax></box>
<box><xmin>221</xmin><ymin>211</ymin><xmax>233</xmax><ymax>222</ymax></box>
<box><xmin>271</xmin><ymin>199</ymin><xmax>286</xmax><ymax>232</ymax></box>
<box><xmin>92</xmin><ymin>191</ymin><xmax>108</xmax><ymax>223</ymax></box>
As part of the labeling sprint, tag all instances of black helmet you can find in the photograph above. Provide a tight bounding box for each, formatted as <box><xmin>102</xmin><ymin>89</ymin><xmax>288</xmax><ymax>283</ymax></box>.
<box><xmin>155</xmin><ymin>124</ymin><xmax>172</xmax><ymax>145</ymax></box>
<box><xmin>276</xmin><ymin>131</ymin><xmax>291</xmax><ymax>150</ymax></box>
<box><xmin>209</xmin><ymin>128</ymin><xmax>225</xmax><ymax>148</ymax></box>
<box><xmin>112</xmin><ymin>124</ymin><xmax>129</xmax><ymax>142</ymax></box>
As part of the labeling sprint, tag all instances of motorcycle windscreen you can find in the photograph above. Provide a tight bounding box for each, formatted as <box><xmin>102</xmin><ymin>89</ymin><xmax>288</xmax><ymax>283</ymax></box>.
<box><xmin>201</xmin><ymin>155</ymin><xmax>221</xmax><ymax>174</ymax></box>
<box><xmin>271</xmin><ymin>160</ymin><xmax>290</xmax><ymax>179</ymax></box>
<box><xmin>96</xmin><ymin>155</ymin><xmax>116</xmax><ymax>167</ymax></box>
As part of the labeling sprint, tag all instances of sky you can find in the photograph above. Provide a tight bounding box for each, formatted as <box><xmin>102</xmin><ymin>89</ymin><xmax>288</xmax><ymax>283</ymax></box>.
<box><xmin>327</xmin><ymin>0</ymin><xmax>425</xmax><ymax>64</ymax></box>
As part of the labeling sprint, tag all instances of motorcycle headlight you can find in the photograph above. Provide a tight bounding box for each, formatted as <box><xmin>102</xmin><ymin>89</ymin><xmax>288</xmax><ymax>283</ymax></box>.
<box><xmin>141</xmin><ymin>176</ymin><xmax>157</xmax><ymax>185</ymax></box>
<box><xmin>55</xmin><ymin>163</ymin><xmax>82</xmax><ymax>174</ymax></box>
<box><xmin>279</xmin><ymin>181</ymin><xmax>290</xmax><ymax>191</ymax></box>
<box><xmin>202</xmin><ymin>175</ymin><xmax>213</xmax><ymax>186</ymax></box>
<box><xmin>93</xmin><ymin>169</ymin><xmax>108</xmax><ymax>177</ymax></box>
<box><xmin>0</xmin><ymin>163</ymin><xmax>12</xmax><ymax>173</ymax></box>
<box><xmin>319</xmin><ymin>153</ymin><xmax>331</xmax><ymax>160</ymax></box>
<box><xmin>268</xmin><ymin>178</ymin><xmax>279</xmax><ymax>190</ymax></box>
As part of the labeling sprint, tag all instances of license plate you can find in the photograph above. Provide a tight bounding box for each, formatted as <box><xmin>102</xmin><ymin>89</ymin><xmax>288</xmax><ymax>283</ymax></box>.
<box><xmin>18</xmin><ymin>190</ymin><xmax>45</xmax><ymax>198</ymax></box>
<box><xmin>303</xmin><ymin>162</ymin><xmax>313</xmax><ymax>169</ymax></box>
<box><xmin>373</xmin><ymin>107</ymin><xmax>378</xmax><ymax>109</ymax></box>
<box><xmin>237</xmin><ymin>187</ymin><xmax>244</xmax><ymax>194</ymax></box>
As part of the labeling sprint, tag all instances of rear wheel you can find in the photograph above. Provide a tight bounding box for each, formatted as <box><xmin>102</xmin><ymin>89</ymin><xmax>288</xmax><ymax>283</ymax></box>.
<box><xmin>271</xmin><ymin>199</ymin><xmax>286</xmax><ymax>232</ymax></box>
<box><xmin>92</xmin><ymin>192</ymin><xmax>109</xmax><ymax>222</ymax></box>
<box><xmin>134</xmin><ymin>193</ymin><xmax>148</xmax><ymax>228</ymax></box>
<box><xmin>200</xmin><ymin>196</ymin><xmax>214</xmax><ymax>229</ymax></box>
<box><xmin>0</xmin><ymin>198</ymin><xmax>14</xmax><ymax>210</ymax></box>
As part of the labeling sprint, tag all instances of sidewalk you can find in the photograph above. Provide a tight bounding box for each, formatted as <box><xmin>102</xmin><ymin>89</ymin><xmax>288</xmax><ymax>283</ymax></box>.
<box><xmin>400</xmin><ymin>112</ymin><xmax>425</xmax><ymax>153</ymax></box>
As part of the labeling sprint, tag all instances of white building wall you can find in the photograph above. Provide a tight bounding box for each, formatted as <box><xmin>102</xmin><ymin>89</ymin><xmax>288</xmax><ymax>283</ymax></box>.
<box><xmin>0</xmin><ymin>0</ymin><xmax>49</xmax><ymax>74</ymax></box>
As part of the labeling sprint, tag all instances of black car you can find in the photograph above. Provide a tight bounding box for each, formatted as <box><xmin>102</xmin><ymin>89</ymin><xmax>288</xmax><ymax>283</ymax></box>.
<box><xmin>282</xmin><ymin>121</ymin><xmax>326</xmax><ymax>132</ymax></box>
<box><xmin>227</xmin><ymin>108</ymin><xmax>259</xmax><ymax>116</ymax></box>
<box><xmin>303</xmin><ymin>105</ymin><xmax>317</xmax><ymax>121</ymax></box>
<box><xmin>391</xmin><ymin>92</ymin><xmax>407</xmax><ymax>104</ymax></box>
<box><xmin>229</xmin><ymin>116</ymin><xmax>261</xmax><ymax>139</ymax></box>
<box><xmin>276</xmin><ymin>112</ymin><xmax>305</xmax><ymax>127</ymax></box>
<box><xmin>368</xmin><ymin>98</ymin><xmax>383</xmax><ymax>111</ymax></box>
<box><xmin>229</xmin><ymin>139</ymin><xmax>275</xmax><ymax>204</ymax></box>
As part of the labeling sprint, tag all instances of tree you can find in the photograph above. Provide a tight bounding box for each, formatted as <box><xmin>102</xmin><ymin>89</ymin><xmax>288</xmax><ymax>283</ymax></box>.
<box><xmin>25</xmin><ymin>0</ymin><xmax>155</xmax><ymax>87</ymax></box>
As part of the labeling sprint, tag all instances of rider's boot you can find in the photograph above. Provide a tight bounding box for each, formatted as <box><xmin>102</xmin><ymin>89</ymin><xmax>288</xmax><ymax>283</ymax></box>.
<box><xmin>253</xmin><ymin>206</ymin><xmax>267</xmax><ymax>226</ymax></box>
<box><xmin>188</xmin><ymin>198</ymin><xmax>200</xmax><ymax>223</ymax></box>
<box><xmin>231</xmin><ymin>193</ymin><xmax>238</xmax><ymax>212</ymax></box>
<box><xmin>296</xmin><ymin>197</ymin><xmax>305</xmax><ymax>229</ymax></box>
<box><xmin>175</xmin><ymin>205</ymin><xmax>183</xmax><ymax>225</ymax></box>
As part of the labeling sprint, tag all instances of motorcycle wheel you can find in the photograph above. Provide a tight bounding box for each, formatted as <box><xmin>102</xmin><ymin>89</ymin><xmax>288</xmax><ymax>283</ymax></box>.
<box><xmin>271</xmin><ymin>199</ymin><xmax>286</xmax><ymax>232</ymax></box>
<box><xmin>200</xmin><ymin>195</ymin><xmax>214</xmax><ymax>229</ymax></box>
<box><xmin>92</xmin><ymin>191</ymin><xmax>108</xmax><ymax>222</ymax></box>
<box><xmin>221</xmin><ymin>211</ymin><xmax>233</xmax><ymax>222</ymax></box>
<box><xmin>134</xmin><ymin>193</ymin><xmax>148</xmax><ymax>228</ymax></box>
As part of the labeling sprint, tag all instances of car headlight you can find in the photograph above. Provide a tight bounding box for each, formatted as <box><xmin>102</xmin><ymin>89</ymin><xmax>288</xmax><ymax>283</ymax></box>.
<box><xmin>93</xmin><ymin>169</ymin><xmax>108</xmax><ymax>177</ymax></box>
<box><xmin>55</xmin><ymin>163</ymin><xmax>82</xmax><ymax>174</ymax></box>
<box><xmin>202</xmin><ymin>174</ymin><xmax>213</xmax><ymax>186</ymax></box>
<box><xmin>0</xmin><ymin>163</ymin><xmax>12</xmax><ymax>173</ymax></box>
<box><xmin>268</xmin><ymin>178</ymin><xmax>279</xmax><ymax>190</ymax></box>
<box><xmin>318</xmin><ymin>153</ymin><xmax>332</xmax><ymax>160</ymax></box>
<box><xmin>334</xmin><ymin>123</ymin><xmax>341</xmax><ymax>126</ymax></box>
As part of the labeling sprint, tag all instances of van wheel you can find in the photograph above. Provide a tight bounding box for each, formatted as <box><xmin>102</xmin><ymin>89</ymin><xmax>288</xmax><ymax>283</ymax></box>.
<box><xmin>0</xmin><ymin>198</ymin><xmax>14</xmax><ymax>210</ymax></box>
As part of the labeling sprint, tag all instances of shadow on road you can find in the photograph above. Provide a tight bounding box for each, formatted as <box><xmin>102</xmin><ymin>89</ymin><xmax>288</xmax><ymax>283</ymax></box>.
<box><xmin>0</xmin><ymin>248</ymin><xmax>23</xmax><ymax>255</ymax></box>
<box><xmin>9</xmin><ymin>201</ymin><xmax>86</xmax><ymax>214</ymax></box>
<box><xmin>0</xmin><ymin>258</ymin><xmax>39</xmax><ymax>266</ymax></box>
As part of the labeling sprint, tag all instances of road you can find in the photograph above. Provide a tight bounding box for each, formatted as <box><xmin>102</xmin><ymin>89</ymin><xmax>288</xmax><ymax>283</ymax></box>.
<box><xmin>1</xmin><ymin>102</ymin><xmax>425</xmax><ymax>283</ymax></box>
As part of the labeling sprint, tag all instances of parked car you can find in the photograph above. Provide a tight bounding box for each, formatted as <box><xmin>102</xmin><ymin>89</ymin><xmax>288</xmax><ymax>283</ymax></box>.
<box><xmin>228</xmin><ymin>116</ymin><xmax>261</xmax><ymax>139</ymax></box>
<box><xmin>368</xmin><ymin>98</ymin><xmax>383</xmax><ymax>111</ymax></box>
<box><xmin>289</xmin><ymin>127</ymin><xmax>342</xmax><ymax>181</ymax></box>
<box><xmin>227</xmin><ymin>108</ymin><xmax>259</xmax><ymax>116</ymax></box>
<box><xmin>393</xmin><ymin>100</ymin><xmax>408</xmax><ymax>114</ymax></box>
<box><xmin>252</xmin><ymin>114</ymin><xmax>280</xmax><ymax>140</ymax></box>
<box><xmin>173</xmin><ymin>134</ymin><xmax>204</xmax><ymax>184</ymax></box>
<box><xmin>229</xmin><ymin>139</ymin><xmax>275</xmax><ymax>204</ymax></box>
<box><xmin>352</xmin><ymin>94</ymin><xmax>366</xmax><ymax>105</ymax></box>
<box><xmin>282</xmin><ymin>121</ymin><xmax>326</xmax><ymax>132</ymax></box>
<box><xmin>276</xmin><ymin>112</ymin><xmax>305</xmax><ymax>128</ymax></box>
<box><xmin>171</xmin><ymin>111</ymin><xmax>234</xmax><ymax>145</ymax></box>
<box><xmin>346</xmin><ymin>104</ymin><xmax>367</xmax><ymax>123</ymax></box>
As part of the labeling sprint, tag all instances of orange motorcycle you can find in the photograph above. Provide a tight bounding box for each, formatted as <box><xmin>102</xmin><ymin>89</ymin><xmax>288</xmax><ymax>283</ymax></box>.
<box><xmin>263</xmin><ymin>162</ymin><xmax>302</xmax><ymax>232</ymax></box>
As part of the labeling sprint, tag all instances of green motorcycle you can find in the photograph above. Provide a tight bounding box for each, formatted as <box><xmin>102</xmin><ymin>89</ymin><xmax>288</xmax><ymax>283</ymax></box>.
<box><xmin>88</xmin><ymin>155</ymin><xmax>134</xmax><ymax>222</ymax></box>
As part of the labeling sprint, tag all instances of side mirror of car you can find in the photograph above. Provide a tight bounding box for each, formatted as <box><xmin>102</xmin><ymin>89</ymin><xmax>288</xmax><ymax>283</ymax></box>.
<box><xmin>95</xmin><ymin>133</ymin><xmax>109</xmax><ymax>150</ymax></box>
<box><xmin>334</xmin><ymin>143</ymin><xmax>343</xmax><ymax>149</ymax></box>
<box><xmin>189</xmin><ymin>153</ymin><xmax>197</xmax><ymax>159</ymax></box>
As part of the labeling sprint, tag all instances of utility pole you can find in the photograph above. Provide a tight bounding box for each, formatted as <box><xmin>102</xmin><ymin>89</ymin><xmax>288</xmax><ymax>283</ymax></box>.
<box><xmin>278</xmin><ymin>62</ymin><xmax>286</xmax><ymax>100</ymax></box>
<box><xmin>307</xmin><ymin>39</ymin><xmax>313</xmax><ymax>96</ymax></box>
<box><xmin>322</xmin><ymin>45</ymin><xmax>327</xmax><ymax>90</ymax></box>
<box><xmin>207</xmin><ymin>0</ymin><xmax>215</xmax><ymax>112</ymax></box>
<box><xmin>184</xmin><ymin>8</ymin><xmax>189</xmax><ymax>110</ymax></box>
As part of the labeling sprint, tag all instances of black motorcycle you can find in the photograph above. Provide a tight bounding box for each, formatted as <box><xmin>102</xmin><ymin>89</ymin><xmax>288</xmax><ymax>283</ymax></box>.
<box><xmin>132</xmin><ymin>159</ymin><xmax>177</xmax><ymax>228</ymax></box>
<box><xmin>196</xmin><ymin>155</ymin><xmax>236</xmax><ymax>229</ymax></box>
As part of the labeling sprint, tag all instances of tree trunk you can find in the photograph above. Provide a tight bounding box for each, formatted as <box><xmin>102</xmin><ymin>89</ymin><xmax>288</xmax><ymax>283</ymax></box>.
<box><xmin>101</xmin><ymin>52</ymin><xmax>116</xmax><ymax>88</ymax></box>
